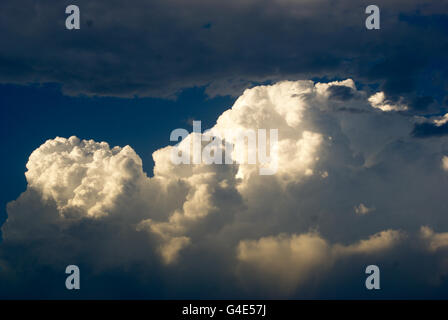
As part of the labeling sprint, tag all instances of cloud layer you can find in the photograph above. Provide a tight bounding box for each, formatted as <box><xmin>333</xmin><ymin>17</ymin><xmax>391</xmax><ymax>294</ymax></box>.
<box><xmin>2</xmin><ymin>79</ymin><xmax>448</xmax><ymax>298</ymax></box>
<box><xmin>0</xmin><ymin>0</ymin><xmax>447</xmax><ymax>109</ymax></box>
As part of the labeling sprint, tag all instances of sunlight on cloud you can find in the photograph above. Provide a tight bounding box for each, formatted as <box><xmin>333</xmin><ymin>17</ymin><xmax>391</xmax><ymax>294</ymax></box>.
<box><xmin>2</xmin><ymin>79</ymin><xmax>448</xmax><ymax>297</ymax></box>
<box><xmin>368</xmin><ymin>92</ymin><xmax>408</xmax><ymax>112</ymax></box>
<box><xmin>237</xmin><ymin>230</ymin><xmax>404</xmax><ymax>294</ymax></box>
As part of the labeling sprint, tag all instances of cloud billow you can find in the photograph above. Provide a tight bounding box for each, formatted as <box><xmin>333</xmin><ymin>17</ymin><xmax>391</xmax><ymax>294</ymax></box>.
<box><xmin>0</xmin><ymin>0</ymin><xmax>447</xmax><ymax>110</ymax></box>
<box><xmin>2</xmin><ymin>79</ymin><xmax>448</xmax><ymax>298</ymax></box>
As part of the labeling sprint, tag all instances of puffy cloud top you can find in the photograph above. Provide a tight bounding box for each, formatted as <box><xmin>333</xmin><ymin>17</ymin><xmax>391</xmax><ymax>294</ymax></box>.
<box><xmin>2</xmin><ymin>79</ymin><xmax>448</xmax><ymax>298</ymax></box>
<box><xmin>25</xmin><ymin>136</ymin><xmax>146</xmax><ymax>218</ymax></box>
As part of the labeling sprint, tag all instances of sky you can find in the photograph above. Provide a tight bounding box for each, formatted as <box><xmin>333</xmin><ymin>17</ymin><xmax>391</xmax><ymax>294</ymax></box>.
<box><xmin>1</xmin><ymin>0</ymin><xmax>448</xmax><ymax>299</ymax></box>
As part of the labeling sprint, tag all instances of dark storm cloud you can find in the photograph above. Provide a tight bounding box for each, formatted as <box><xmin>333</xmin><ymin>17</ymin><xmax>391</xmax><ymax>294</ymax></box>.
<box><xmin>0</xmin><ymin>0</ymin><xmax>447</xmax><ymax>104</ymax></box>
<box><xmin>327</xmin><ymin>85</ymin><xmax>355</xmax><ymax>101</ymax></box>
<box><xmin>412</xmin><ymin>122</ymin><xmax>448</xmax><ymax>138</ymax></box>
<box><xmin>410</xmin><ymin>96</ymin><xmax>435</xmax><ymax>111</ymax></box>
<box><xmin>335</xmin><ymin>106</ymin><xmax>370</xmax><ymax>114</ymax></box>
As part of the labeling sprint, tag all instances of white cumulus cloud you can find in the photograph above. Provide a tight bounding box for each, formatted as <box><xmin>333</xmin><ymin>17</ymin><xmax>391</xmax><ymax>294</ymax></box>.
<box><xmin>2</xmin><ymin>79</ymin><xmax>448</xmax><ymax>298</ymax></box>
<box><xmin>368</xmin><ymin>92</ymin><xmax>408</xmax><ymax>112</ymax></box>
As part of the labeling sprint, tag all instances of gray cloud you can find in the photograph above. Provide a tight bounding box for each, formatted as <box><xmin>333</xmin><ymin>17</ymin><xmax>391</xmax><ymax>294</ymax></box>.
<box><xmin>0</xmin><ymin>0</ymin><xmax>447</xmax><ymax>108</ymax></box>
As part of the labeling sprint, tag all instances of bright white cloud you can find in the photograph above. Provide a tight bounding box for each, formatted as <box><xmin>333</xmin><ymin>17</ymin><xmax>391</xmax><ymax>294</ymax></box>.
<box><xmin>24</xmin><ymin>136</ymin><xmax>148</xmax><ymax>218</ymax></box>
<box><xmin>314</xmin><ymin>79</ymin><xmax>357</xmax><ymax>98</ymax></box>
<box><xmin>2</xmin><ymin>79</ymin><xmax>448</xmax><ymax>297</ymax></box>
<box><xmin>368</xmin><ymin>92</ymin><xmax>408</xmax><ymax>112</ymax></box>
<box><xmin>433</xmin><ymin>113</ymin><xmax>448</xmax><ymax>127</ymax></box>
<box><xmin>333</xmin><ymin>230</ymin><xmax>405</xmax><ymax>255</ymax></box>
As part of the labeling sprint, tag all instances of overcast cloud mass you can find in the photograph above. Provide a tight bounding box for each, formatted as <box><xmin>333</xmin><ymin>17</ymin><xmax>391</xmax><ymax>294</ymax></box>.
<box><xmin>1</xmin><ymin>0</ymin><xmax>448</xmax><ymax>299</ymax></box>
<box><xmin>0</xmin><ymin>0</ymin><xmax>447</xmax><ymax>104</ymax></box>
